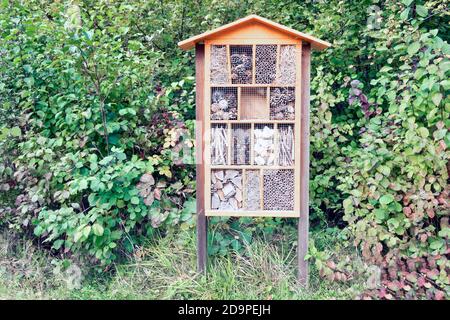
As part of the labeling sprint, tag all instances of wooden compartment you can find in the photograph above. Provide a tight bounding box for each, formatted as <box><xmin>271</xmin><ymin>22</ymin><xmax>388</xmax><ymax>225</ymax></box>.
<box><xmin>263</xmin><ymin>169</ymin><xmax>294</xmax><ymax>211</ymax></box>
<box><xmin>211</xmin><ymin>169</ymin><xmax>243</xmax><ymax>211</ymax></box>
<box><xmin>240</xmin><ymin>87</ymin><xmax>268</xmax><ymax>120</ymax></box>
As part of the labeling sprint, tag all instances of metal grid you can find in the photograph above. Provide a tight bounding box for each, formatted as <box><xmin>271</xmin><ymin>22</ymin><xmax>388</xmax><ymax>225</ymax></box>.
<box><xmin>263</xmin><ymin>169</ymin><xmax>294</xmax><ymax>211</ymax></box>
<box><xmin>255</xmin><ymin>45</ymin><xmax>277</xmax><ymax>84</ymax></box>
<box><xmin>230</xmin><ymin>45</ymin><xmax>253</xmax><ymax>84</ymax></box>
<box><xmin>211</xmin><ymin>169</ymin><xmax>243</xmax><ymax>211</ymax></box>
<box><xmin>240</xmin><ymin>87</ymin><xmax>267</xmax><ymax>120</ymax></box>
<box><xmin>277</xmin><ymin>124</ymin><xmax>295</xmax><ymax>166</ymax></box>
<box><xmin>210</xmin><ymin>45</ymin><xmax>229</xmax><ymax>84</ymax></box>
<box><xmin>211</xmin><ymin>87</ymin><xmax>238</xmax><ymax>120</ymax></box>
<box><xmin>211</xmin><ymin>124</ymin><xmax>228</xmax><ymax>165</ymax></box>
<box><xmin>245</xmin><ymin>170</ymin><xmax>260</xmax><ymax>210</ymax></box>
<box><xmin>231</xmin><ymin>124</ymin><xmax>251</xmax><ymax>165</ymax></box>
<box><xmin>254</xmin><ymin>124</ymin><xmax>275</xmax><ymax>166</ymax></box>
<box><xmin>277</xmin><ymin>45</ymin><xmax>296</xmax><ymax>85</ymax></box>
<box><xmin>270</xmin><ymin>87</ymin><xmax>295</xmax><ymax>120</ymax></box>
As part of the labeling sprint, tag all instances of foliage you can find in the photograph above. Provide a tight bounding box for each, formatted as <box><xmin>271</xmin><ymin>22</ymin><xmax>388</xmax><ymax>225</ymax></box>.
<box><xmin>0</xmin><ymin>0</ymin><xmax>449</xmax><ymax>299</ymax></box>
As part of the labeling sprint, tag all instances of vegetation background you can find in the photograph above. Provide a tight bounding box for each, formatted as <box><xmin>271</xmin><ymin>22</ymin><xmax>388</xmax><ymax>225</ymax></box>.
<box><xmin>0</xmin><ymin>0</ymin><xmax>448</xmax><ymax>299</ymax></box>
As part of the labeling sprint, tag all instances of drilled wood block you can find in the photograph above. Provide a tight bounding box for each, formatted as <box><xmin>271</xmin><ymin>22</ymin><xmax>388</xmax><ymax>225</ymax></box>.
<box><xmin>263</xmin><ymin>169</ymin><xmax>294</xmax><ymax>210</ymax></box>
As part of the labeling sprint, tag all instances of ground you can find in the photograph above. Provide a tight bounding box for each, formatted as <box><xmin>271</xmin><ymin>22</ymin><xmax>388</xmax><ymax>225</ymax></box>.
<box><xmin>0</xmin><ymin>229</ymin><xmax>364</xmax><ymax>300</ymax></box>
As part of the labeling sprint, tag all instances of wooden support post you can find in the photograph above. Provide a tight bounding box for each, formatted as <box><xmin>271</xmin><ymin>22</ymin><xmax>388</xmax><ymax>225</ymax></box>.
<box><xmin>298</xmin><ymin>42</ymin><xmax>311</xmax><ymax>287</ymax></box>
<box><xmin>195</xmin><ymin>44</ymin><xmax>207</xmax><ymax>273</ymax></box>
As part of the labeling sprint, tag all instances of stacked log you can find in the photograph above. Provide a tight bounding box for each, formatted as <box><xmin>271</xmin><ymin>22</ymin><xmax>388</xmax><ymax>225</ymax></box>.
<box><xmin>230</xmin><ymin>47</ymin><xmax>252</xmax><ymax>84</ymax></box>
<box><xmin>277</xmin><ymin>125</ymin><xmax>294</xmax><ymax>166</ymax></box>
<box><xmin>231</xmin><ymin>125</ymin><xmax>250</xmax><ymax>165</ymax></box>
<box><xmin>270</xmin><ymin>87</ymin><xmax>295</xmax><ymax>120</ymax></box>
<box><xmin>210</xmin><ymin>45</ymin><xmax>228</xmax><ymax>84</ymax></box>
<box><xmin>211</xmin><ymin>125</ymin><xmax>228</xmax><ymax>165</ymax></box>
<box><xmin>255</xmin><ymin>45</ymin><xmax>276</xmax><ymax>84</ymax></box>
<box><xmin>245</xmin><ymin>170</ymin><xmax>260</xmax><ymax>210</ymax></box>
<box><xmin>211</xmin><ymin>88</ymin><xmax>238</xmax><ymax>120</ymax></box>
<box><xmin>211</xmin><ymin>170</ymin><xmax>243</xmax><ymax>211</ymax></box>
<box><xmin>263</xmin><ymin>170</ymin><xmax>294</xmax><ymax>211</ymax></box>
<box><xmin>254</xmin><ymin>126</ymin><xmax>275</xmax><ymax>165</ymax></box>
<box><xmin>277</xmin><ymin>45</ymin><xmax>296</xmax><ymax>85</ymax></box>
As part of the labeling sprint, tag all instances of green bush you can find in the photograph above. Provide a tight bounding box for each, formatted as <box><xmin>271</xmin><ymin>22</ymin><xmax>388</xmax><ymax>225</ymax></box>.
<box><xmin>0</xmin><ymin>0</ymin><xmax>448</xmax><ymax>298</ymax></box>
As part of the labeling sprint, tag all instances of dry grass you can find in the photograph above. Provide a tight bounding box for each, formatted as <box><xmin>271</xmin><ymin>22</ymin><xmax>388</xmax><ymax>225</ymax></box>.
<box><xmin>0</xmin><ymin>229</ymin><xmax>364</xmax><ymax>300</ymax></box>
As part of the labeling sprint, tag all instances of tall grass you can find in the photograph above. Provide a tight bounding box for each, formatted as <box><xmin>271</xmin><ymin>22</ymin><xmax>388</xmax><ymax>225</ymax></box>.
<box><xmin>0</xmin><ymin>229</ymin><xmax>364</xmax><ymax>300</ymax></box>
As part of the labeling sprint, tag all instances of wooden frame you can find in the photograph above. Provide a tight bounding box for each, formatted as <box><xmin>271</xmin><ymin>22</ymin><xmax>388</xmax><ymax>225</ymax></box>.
<box><xmin>182</xmin><ymin>15</ymin><xmax>330</xmax><ymax>286</ymax></box>
<box><xmin>205</xmin><ymin>41</ymin><xmax>300</xmax><ymax>218</ymax></box>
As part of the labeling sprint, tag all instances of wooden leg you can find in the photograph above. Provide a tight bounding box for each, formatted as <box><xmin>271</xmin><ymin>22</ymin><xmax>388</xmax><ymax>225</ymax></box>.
<box><xmin>195</xmin><ymin>43</ymin><xmax>207</xmax><ymax>273</ymax></box>
<box><xmin>298</xmin><ymin>43</ymin><xmax>311</xmax><ymax>287</ymax></box>
<box><xmin>197</xmin><ymin>214</ymin><xmax>207</xmax><ymax>273</ymax></box>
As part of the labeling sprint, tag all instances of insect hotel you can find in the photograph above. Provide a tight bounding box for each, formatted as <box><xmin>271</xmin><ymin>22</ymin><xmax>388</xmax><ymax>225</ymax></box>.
<box><xmin>179</xmin><ymin>15</ymin><xmax>330</xmax><ymax>285</ymax></box>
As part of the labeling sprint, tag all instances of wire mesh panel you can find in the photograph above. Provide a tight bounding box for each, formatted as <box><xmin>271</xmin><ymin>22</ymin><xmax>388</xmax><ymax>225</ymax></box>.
<box><xmin>211</xmin><ymin>169</ymin><xmax>243</xmax><ymax>211</ymax></box>
<box><xmin>231</xmin><ymin>124</ymin><xmax>251</xmax><ymax>165</ymax></box>
<box><xmin>255</xmin><ymin>45</ymin><xmax>276</xmax><ymax>84</ymax></box>
<box><xmin>254</xmin><ymin>124</ymin><xmax>275</xmax><ymax>166</ymax></box>
<box><xmin>210</xmin><ymin>45</ymin><xmax>229</xmax><ymax>84</ymax></box>
<box><xmin>240</xmin><ymin>87</ymin><xmax>268</xmax><ymax>120</ymax></box>
<box><xmin>270</xmin><ymin>87</ymin><xmax>295</xmax><ymax>120</ymax></box>
<box><xmin>277</xmin><ymin>45</ymin><xmax>296</xmax><ymax>85</ymax></box>
<box><xmin>211</xmin><ymin>124</ymin><xmax>228</xmax><ymax>165</ymax></box>
<box><xmin>277</xmin><ymin>124</ymin><xmax>295</xmax><ymax>166</ymax></box>
<box><xmin>230</xmin><ymin>45</ymin><xmax>253</xmax><ymax>84</ymax></box>
<box><xmin>244</xmin><ymin>169</ymin><xmax>260</xmax><ymax>210</ymax></box>
<box><xmin>263</xmin><ymin>169</ymin><xmax>294</xmax><ymax>211</ymax></box>
<box><xmin>211</xmin><ymin>87</ymin><xmax>238</xmax><ymax>120</ymax></box>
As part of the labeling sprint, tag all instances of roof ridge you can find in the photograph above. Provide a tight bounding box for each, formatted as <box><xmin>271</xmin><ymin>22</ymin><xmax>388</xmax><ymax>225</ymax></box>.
<box><xmin>178</xmin><ymin>15</ymin><xmax>331</xmax><ymax>51</ymax></box>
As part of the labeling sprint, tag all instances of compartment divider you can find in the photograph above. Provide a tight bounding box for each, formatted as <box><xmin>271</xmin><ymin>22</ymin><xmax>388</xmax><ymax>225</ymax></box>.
<box><xmin>259</xmin><ymin>169</ymin><xmax>264</xmax><ymax>210</ymax></box>
<box><xmin>226</xmin><ymin>45</ymin><xmax>232</xmax><ymax>83</ymax></box>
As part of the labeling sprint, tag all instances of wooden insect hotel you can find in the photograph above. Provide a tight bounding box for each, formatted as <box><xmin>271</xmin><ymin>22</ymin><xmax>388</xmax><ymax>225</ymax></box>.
<box><xmin>179</xmin><ymin>15</ymin><xmax>330</xmax><ymax>285</ymax></box>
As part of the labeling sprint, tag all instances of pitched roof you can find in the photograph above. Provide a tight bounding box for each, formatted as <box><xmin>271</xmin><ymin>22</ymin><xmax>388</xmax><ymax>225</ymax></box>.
<box><xmin>178</xmin><ymin>14</ymin><xmax>331</xmax><ymax>51</ymax></box>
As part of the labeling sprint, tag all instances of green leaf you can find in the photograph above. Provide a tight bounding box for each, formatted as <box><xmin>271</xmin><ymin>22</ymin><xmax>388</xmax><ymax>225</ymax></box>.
<box><xmin>400</xmin><ymin>8</ymin><xmax>410</xmax><ymax>20</ymax></box>
<box><xmin>415</xmin><ymin>5</ymin><xmax>428</xmax><ymax>17</ymax></box>
<box><xmin>379</xmin><ymin>194</ymin><xmax>394</xmax><ymax>206</ymax></box>
<box><xmin>130</xmin><ymin>196</ymin><xmax>140</xmax><ymax>205</ymax></box>
<box><xmin>417</xmin><ymin>127</ymin><xmax>429</xmax><ymax>138</ymax></box>
<box><xmin>402</xmin><ymin>0</ymin><xmax>413</xmax><ymax>6</ymax></box>
<box><xmin>407</xmin><ymin>42</ymin><xmax>421</xmax><ymax>56</ymax></box>
<box><xmin>431</xmin><ymin>92</ymin><xmax>442</xmax><ymax>106</ymax></box>
<box><xmin>92</xmin><ymin>223</ymin><xmax>104</xmax><ymax>236</ymax></box>
<box><xmin>10</xmin><ymin>126</ymin><xmax>21</xmax><ymax>137</ymax></box>
<box><xmin>83</xmin><ymin>225</ymin><xmax>91</xmax><ymax>238</ymax></box>
<box><xmin>430</xmin><ymin>239</ymin><xmax>444</xmax><ymax>250</ymax></box>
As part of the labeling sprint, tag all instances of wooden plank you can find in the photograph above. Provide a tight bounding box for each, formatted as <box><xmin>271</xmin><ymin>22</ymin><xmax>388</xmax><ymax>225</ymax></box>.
<box><xmin>178</xmin><ymin>15</ymin><xmax>332</xmax><ymax>51</ymax></box>
<box><xmin>252</xmin><ymin>44</ymin><xmax>256</xmax><ymax>84</ymax></box>
<box><xmin>210</xmin><ymin>83</ymin><xmax>296</xmax><ymax>87</ymax></box>
<box><xmin>211</xmin><ymin>119</ymin><xmax>295</xmax><ymax>124</ymax></box>
<box><xmin>227</xmin><ymin>123</ymin><xmax>232</xmax><ymax>165</ymax></box>
<box><xmin>226</xmin><ymin>45</ymin><xmax>232</xmax><ymax>83</ymax></box>
<box><xmin>250</xmin><ymin>122</ymin><xmax>255</xmax><ymax>165</ymax></box>
<box><xmin>206</xmin><ymin>210</ymin><xmax>299</xmax><ymax>218</ymax></box>
<box><xmin>259</xmin><ymin>169</ymin><xmax>264</xmax><ymax>210</ymax></box>
<box><xmin>298</xmin><ymin>42</ymin><xmax>310</xmax><ymax>287</ymax></box>
<box><xmin>195</xmin><ymin>43</ymin><xmax>207</xmax><ymax>274</ymax></box>
<box><xmin>210</xmin><ymin>165</ymin><xmax>294</xmax><ymax>170</ymax></box>
<box><xmin>237</xmin><ymin>87</ymin><xmax>241</xmax><ymax>120</ymax></box>
<box><xmin>275</xmin><ymin>44</ymin><xmax>281</xmax><ymax>84</ymax></box>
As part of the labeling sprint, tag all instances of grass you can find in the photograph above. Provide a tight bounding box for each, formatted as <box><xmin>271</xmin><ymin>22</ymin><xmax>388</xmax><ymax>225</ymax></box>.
<box><xmin>0</xmin><ymin>228</ymin><xmax>365</xmax><ymax>300</ymax></box>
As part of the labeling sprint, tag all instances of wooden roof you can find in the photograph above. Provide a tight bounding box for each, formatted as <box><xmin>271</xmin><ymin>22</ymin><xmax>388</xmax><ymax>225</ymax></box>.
<box><xmin>178</xmin><ymin>15</ymin><xmax>331</xmax><ymax>51</ymax></box>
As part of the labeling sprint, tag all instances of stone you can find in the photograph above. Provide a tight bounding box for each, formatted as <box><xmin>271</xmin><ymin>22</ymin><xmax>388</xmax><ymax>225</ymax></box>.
<box><xmin>215</xmin><ymin>170</ymin><xmax>224</xmax><ymax>181</ymax></box>
<box><xmin>224</xmin><ymin>169</ymin><xmax>239</xmax><ymax>180</ymax></box>
<box><xmin>214</xmin><ymin>181</ymin><xmax>223</xmax><ymax>190</ymax></box>
<box><xmin>217</xmin><ymin>189</ymin><xmax>225</xmax><ymax>201</ymax></box>
<box><xmin>255</xmin><ymin>156</ymin><xmax>266</xmax><ymax>165</ymax></box>
<box><xmin>229</xmin><ymin>197</ymin><xmax>238</xmax><ymax>210</ymax></box>
<box><xmin>211</xmin><ymin>193</ymin><xmax>220</xmax><ymax>209</ymax></box>
<box><xmin>222</xmin><ymin>183</ymin><xmax>235</xmax><ymax>198</ymax></box>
